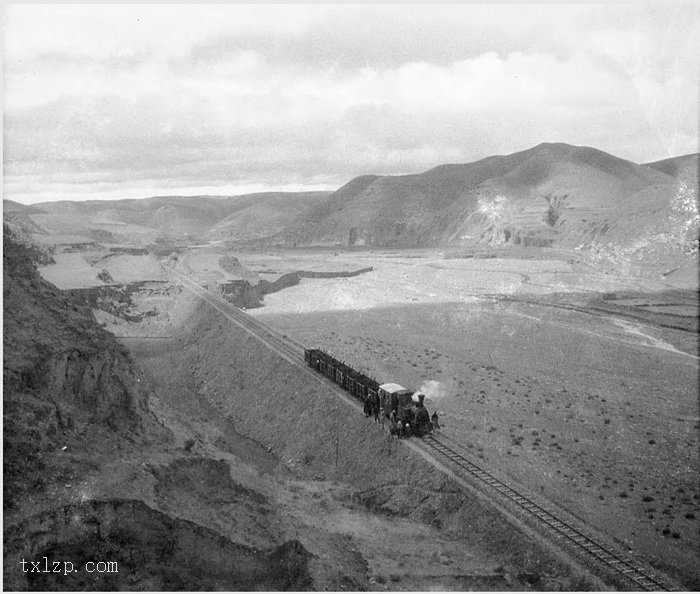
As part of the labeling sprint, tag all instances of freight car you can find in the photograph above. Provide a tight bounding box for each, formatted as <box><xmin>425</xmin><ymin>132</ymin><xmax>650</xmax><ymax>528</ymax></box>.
<box><xmin>304</xmin><ymin>348</ymin><xmax>379</xmax><ymax>400</ymax></box>
<box><xmin>304</xmin><ymin>348</ymin><xmax>433</xmax><ymax>437</ymax></box>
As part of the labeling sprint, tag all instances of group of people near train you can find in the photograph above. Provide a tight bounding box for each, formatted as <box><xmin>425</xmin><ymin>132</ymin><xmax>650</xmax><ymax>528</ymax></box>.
<box><xmin>363</xmin><ymin>391</ymin><xmax>382</xmax><ymax>423</ymax></box>
<box><xmin>364</xmin><ymin>390</ymin><xmax>440</xmax><ymax>438</ymax></box>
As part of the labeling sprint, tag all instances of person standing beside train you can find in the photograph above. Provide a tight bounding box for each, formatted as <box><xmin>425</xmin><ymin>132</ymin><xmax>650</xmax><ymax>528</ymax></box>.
<box><xmin>372</xmin><ymin>392</ymin><xmax>381</xmax><ymax>424</ymax></box>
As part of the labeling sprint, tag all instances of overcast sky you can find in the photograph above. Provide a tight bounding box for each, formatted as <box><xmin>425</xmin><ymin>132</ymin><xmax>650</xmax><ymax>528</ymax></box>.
<box><xmin>4</xmin><ymin>4</ymin><xmax>700</xmax><ymax>204</ymax></box>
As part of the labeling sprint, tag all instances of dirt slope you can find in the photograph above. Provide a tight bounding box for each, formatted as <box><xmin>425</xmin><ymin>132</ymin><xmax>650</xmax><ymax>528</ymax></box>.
<box><xmin>3</xmin><ymin>225</ymin><xmax>321</xmax><ymax>591</ymax></box>
<box><xmin>3</xmin><ymin>226</ymin><xmax>157</xmax><ymax>510</ymax></box>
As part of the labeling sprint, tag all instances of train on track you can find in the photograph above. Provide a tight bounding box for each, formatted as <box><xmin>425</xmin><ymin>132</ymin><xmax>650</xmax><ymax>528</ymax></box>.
<box><xmin>304</xmin><ymin>348</ymin><xmax>434</xmax><ymax>437</ymax></box>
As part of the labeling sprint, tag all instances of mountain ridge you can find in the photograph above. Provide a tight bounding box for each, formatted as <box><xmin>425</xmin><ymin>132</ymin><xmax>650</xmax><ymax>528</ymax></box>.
<box><xmin>4</xmin><ymin>143</ymin><xmax>698</xmax><ymax>274</ymax></box>
<box><xmin>278</xmin><ymin>142</ymin><xmax>694</xmax><ymax>252</ymax></box>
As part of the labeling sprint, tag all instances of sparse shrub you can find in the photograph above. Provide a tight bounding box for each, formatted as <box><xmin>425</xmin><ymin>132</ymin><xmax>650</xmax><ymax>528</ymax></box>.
<box><xmin>685</xmin><ymin>512</ymin><xmax>695</xmax><ymax>519</ymax></box>
<box><xmin>542</xmin><ymin>193</ymin><xmax>569</xmax><ymax>227</ymax></box>
<box><xmin>648</xmin><ymin>439</ymin><xmax>656</xmax><ymax>445</ymax></box>
<box><xmin>183</xmin><ymin>439</ymin><xmax>195</xmax><ymax>452</ymax></box>
<box><xmin>643</xmin><ymin>495</ymin><xmax>655</xmax><ymax>503</ymax></box>
<box><xmin>619</xmin><ymin>491</ymin><xmax>629</xmax><ymax>498</ymax></box>
<box><xmin>96</xmin><ymin>268</ymin><xmax>114</xmax><ymax>283</ymax></box>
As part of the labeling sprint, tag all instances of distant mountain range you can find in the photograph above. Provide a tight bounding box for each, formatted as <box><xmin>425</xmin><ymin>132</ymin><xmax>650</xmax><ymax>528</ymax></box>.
<box><xmin>4</xmin><ymin>143</ymin><xmax>698</xmax><ymax>266</ymax></box>
<box><xmin>4</xmin><ymin>192</ymin><xmax>331</xmax><ymax>245</ymax></box>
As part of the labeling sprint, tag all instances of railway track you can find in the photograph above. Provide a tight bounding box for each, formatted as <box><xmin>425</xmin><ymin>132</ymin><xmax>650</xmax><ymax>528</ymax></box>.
<box><xmin>169</xmin><ymin>268</ymin><xmax>675</xmax><ymax>592</ymax></box>
<box><xmin>172</xmin><ymin>270</ymin><xmax>306</xmax><ymax>364</ymax></box>
<box><xmin>421</xmin><ymin>435</ymin><xmax>674</xmax><ymax>591</ymax></box>
<box><xmin>169</xmin><ymin>271</ymin><xmax>357</xmax><ymax>399</ymax></box>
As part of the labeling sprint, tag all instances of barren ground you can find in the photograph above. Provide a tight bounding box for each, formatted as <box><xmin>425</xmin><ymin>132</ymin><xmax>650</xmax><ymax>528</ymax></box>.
<box><xmin>240</xmin><ymin>249</ymin><xmax>699</xmax><ymax>587</ymax></box>
<box><xmin>35</xmin><ymin>245</ymin><xmax>699</xmax><ymax>589</ymax></box>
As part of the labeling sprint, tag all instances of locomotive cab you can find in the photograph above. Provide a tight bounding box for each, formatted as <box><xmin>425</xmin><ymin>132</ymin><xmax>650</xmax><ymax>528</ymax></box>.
<box><xmin>378</xmin><ymin>383</ymin><xmax>412</xmax><ymax>417</ymax></box>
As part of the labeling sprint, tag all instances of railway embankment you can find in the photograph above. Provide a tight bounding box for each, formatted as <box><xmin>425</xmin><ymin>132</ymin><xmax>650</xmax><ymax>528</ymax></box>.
<box><xmin>167</xmin><ymin>296</ymin><xmax>601</xmax><ymax>590</ymax></box>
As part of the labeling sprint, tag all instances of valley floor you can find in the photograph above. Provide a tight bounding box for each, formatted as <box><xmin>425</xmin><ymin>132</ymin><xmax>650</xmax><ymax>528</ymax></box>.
<box><xmin>30</xmin><ymin>245</ymin><xmax>700</xmax><ymax>590</ymax></box>
<box><xmin>238</xmin><ymin>249</ymin><xmax>699</xmax><ymax>588</ymax></box>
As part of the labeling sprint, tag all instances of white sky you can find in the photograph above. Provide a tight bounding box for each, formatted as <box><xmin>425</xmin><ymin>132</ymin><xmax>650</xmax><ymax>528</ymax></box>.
<box><xmin>3</xmin><ymin>3</ymin><xmax>700</xmax><ymax>204</ymax></box>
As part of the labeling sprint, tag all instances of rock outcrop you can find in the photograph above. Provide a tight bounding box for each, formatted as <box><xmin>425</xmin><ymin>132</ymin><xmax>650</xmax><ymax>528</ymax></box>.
<box><xmin>3</xmin><ymin>499</ymin><xmax>312</xmax><ymax>591</ymax></box>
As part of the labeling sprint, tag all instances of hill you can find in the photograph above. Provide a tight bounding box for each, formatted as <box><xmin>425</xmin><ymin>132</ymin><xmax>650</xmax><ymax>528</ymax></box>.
<box><xmin>2</xmin><ymin>200</ymin><xmax>46</xmax><ymax>214</ymax></box>
<box><xmin>645</xmin><ymin>152</ymin><xmax>699</xmax><ymax>179</ymax></box>
<box><xmin>21</xmin><ymin>192</ymin><xmax>331</xmax><ymax>244</ymax></box>
<box><xmin>4</xmin><ymin>144</ymin><xmax>697</xmax><ymax>277</ymax></box>
<box><xmin>203</xmin><ymin>191</ymin><xmax>331</xmax><ymax>241</ymax></box>
<box><xmin>279</xmin><ymin>143</ymin><xmax>689</xmax><ymax>248</ymax></box>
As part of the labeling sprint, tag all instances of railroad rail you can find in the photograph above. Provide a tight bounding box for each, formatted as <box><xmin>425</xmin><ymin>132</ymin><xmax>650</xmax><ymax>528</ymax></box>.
<box><xmin>171</xmin><ymin>270</ymin><xmax>307</xmax><ymax>364</ymax></box>
<box><xmin>168</xmin><ymin>267</ymin><xmax>676</xmax><ymax>592</ymax></box>
<box><xmin>421</xmin><ymin>435</ymin><xmax>674</xmax><ymax>591</ymax></box>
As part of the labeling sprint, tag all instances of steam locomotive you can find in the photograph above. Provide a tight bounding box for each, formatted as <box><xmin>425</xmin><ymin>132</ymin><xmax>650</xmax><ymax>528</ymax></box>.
<box><xmin>304</xmin><ymin>348</ymin><xmax>433</xmax><ymax>437</ymax></box>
